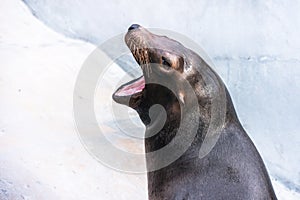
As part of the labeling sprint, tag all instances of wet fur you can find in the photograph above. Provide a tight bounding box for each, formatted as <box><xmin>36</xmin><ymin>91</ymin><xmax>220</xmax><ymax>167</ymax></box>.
<box><xmin>113</xmin><ymin>25</ymin><xmax>277</xmax><ymax>200</ymax></box>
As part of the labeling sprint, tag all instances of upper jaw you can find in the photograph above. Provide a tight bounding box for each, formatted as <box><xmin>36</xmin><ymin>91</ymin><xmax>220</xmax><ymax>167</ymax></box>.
<box><xmin>112</xmin><ymin>27</ymin><xmax>152</xmax><ymax>108</ymax></box>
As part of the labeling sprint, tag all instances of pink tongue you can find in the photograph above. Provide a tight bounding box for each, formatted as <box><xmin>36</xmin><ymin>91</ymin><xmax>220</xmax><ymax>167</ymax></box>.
<box><xmin>115</xmin><ymin>76</ymin><xmax>145</xmax><ymax>96</ymax></box>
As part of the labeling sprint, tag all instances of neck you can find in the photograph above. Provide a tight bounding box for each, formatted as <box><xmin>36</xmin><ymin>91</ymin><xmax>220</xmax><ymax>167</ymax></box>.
<box><xmin>144</xmin><ymin>88</ymin><xmax>240</xmax><ymax>171</ymax></box>
<box><xmin>144</xmin><ymin>103</ymin><xmax>207</xmax><ymax>170</ymax></box>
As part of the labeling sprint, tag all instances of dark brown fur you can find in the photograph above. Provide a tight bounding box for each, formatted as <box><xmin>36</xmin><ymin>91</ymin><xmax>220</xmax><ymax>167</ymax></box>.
<box><xmin>113</xmin><ymin>24</ymin><xmax>277</xmax><ymax>200</ymax></box>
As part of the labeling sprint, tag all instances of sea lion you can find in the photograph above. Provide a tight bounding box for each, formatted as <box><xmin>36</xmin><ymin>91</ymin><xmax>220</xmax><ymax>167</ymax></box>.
<box><xmin>112</xmin><ymin>24</ymin><xmax>277</xmax><ymax>200</ymax></box>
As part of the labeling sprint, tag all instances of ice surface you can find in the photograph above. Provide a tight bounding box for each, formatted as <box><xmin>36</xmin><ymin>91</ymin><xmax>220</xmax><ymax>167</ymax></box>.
<box><xmin>0</xmin><ymin>0</ymin><xmax>299</xmax><ymax>199</ymax></box>
<box><xmin>0</xmin><ymin>0</ymin><xmax>147</xmax><ymax>199</ymax></box>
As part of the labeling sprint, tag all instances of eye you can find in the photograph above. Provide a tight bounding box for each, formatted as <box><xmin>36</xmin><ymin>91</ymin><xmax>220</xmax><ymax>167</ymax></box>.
<box><xmin>162</xmin><ymin>56</ymin><xmax>171</xmax><ymax>68</ymax></box>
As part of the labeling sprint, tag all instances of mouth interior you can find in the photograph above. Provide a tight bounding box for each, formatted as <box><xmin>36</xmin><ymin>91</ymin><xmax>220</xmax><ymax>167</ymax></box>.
<box><xmin>114</xmin><ymin>76</ymin><xmax>145</xmax><ymax>96</ymax></box>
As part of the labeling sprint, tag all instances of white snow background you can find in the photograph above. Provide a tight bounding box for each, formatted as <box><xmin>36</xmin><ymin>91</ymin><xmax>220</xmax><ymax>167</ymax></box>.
<box><xmin>0</xmin><ymin>0</ymin><xmax>299</xmax><ymax>199</ymax></box>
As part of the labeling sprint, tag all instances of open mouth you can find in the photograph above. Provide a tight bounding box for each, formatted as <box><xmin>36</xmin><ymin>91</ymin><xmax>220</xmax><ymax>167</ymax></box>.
<box><xmin>112</xmin><ymin>74</ymin><xmax>145</xmax><ymax>108</ymax></box>
<box><xmin>112</xmin><ymin>38</ymin><xmax>147</xmax><ymax>108</ymax></box>
<box><xmin>112</xmin><ymin>25</ymin><xmax>149</xmax><ymax>108</ymax></box>
<box><xmin>114</xmin><ymin>75</ymin><xmax>145</xmax><ymax>97</ymax></box>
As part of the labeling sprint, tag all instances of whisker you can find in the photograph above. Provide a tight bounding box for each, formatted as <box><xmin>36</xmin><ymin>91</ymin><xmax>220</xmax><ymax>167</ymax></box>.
<box><xmin>127</xmin><ymin>35</ymin><xmax>152</xmax><ymax>77</ymax></box>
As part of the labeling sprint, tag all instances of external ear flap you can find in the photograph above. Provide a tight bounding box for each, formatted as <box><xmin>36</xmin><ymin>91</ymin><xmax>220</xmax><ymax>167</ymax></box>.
<box><xmin>175</xmin><ymin>56</ymin><xmax>184</xmax><ymax>73</ymax></box>
<box><xmin>171</xmin><ymin>54</ymin><xmax>184</xmax><ymax>73</ymax></box>
<box><xmin>179</xmin><ymin>91</ymin><xmax>185</xmax><ymax>105</ymax></box>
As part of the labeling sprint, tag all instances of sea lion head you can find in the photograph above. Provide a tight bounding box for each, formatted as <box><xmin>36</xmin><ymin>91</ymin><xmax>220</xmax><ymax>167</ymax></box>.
<box><xmin>113</xmin><ymin>24</ymin><xmax>220</xmax><ymax>127</ymax></box>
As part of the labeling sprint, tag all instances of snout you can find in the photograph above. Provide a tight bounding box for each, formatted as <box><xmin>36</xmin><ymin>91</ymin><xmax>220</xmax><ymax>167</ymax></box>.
<box><xmin>128</xmin><ymin>24</ymin><xmax>140</xmax><ymax>31</ymax></box>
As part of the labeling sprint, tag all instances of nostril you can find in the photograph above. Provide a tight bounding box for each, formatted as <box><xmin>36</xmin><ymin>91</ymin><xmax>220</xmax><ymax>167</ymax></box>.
<box><xmin>128</xmin><ymin>24</ymin><xmax>140</xmax><ymax>31</ymax></box>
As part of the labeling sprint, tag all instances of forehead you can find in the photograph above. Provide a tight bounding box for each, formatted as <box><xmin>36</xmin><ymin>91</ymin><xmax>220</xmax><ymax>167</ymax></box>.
<box><xmin>147</xmin><ymin>35</ymin><xmax>186</xmax><ymax>55</ymax></box>
<box><xmin>152</xmin><ymin>35</ymin><xmax>182</xmax><ymax>46</ymax></box>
